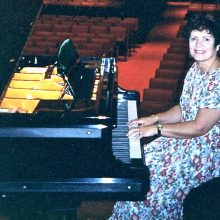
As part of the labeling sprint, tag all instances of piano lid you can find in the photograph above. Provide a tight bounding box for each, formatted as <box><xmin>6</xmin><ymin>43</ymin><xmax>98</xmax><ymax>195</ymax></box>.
<box><xmin>0</xmin><ymin>55</ymin><xmax>118</xmax><ymax>128</ymax></box>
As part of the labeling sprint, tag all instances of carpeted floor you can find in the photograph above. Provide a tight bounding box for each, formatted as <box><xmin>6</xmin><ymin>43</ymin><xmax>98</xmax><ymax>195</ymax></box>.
<box><xmin>117</xmin><ymin>1</ymin><xmax>190</xmax><ymax>101</ymax></box>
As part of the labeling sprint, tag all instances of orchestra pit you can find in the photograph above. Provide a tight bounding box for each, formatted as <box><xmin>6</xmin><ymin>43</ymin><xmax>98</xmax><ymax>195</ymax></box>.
<box><xmin>0</xmin><ymin>0</ymin><xmax>219</xmax><ymax>219</ymax></box>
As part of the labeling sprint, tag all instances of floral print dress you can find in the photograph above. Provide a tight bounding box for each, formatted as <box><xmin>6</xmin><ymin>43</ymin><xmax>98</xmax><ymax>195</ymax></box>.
<box><xmin>109</xmin><ymin>63</ymin><xmax>220</xmax><ymax>220</ymax></box>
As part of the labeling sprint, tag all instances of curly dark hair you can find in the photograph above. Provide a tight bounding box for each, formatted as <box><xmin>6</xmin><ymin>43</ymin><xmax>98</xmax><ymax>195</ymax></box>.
<box><xmin>182</xmin><ymin>12</ymin><xmax>220</xmax><ymax>47</ymax></box>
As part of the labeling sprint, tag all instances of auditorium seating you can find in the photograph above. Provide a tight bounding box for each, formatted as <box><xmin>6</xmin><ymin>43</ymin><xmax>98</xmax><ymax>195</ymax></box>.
<box><xmin>43</xmin><ymin>0</ymin><xmax>122</xmax><ymax>8</ymax></box>
<box><xmin>22</xmin><ymin>14</ymin><xmax>139</xmax><ymax>60</ymax></box>
<box><xmin>109</xmin><ymin>26</ymin><xmax>128</xmax><ymax>60</ymax></box>
<box><xmin>139</xmin><ymin>25</ymin><xmax>189</xmax><ymax>117</ymax></box>
<box><xmin>119</xmin><ymin>18</ymin><xmax>139</xmax><ymax>52</ymax></box>
<box><xmin>21</xmin><ymin>0</ymin><xmax>189</xmax><ymax>117</ymax></box>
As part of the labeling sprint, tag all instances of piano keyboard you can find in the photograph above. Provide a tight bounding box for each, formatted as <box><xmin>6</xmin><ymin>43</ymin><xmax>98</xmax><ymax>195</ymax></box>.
<box><xmin>112</xmin><ymin>98</ymin><xmax>142</xmax><ymax>164</ymax></box>
<box><xmin>128</xmin><ymin>100</ymin><xmax>142</xmax><ymax>160</ymax></box>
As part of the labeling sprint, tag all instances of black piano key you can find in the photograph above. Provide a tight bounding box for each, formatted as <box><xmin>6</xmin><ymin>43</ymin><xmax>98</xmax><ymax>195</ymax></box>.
<box><xmin>112</xmin><ymin>99</ymin><xmax>131</xmax><ymax>164</ymax></box>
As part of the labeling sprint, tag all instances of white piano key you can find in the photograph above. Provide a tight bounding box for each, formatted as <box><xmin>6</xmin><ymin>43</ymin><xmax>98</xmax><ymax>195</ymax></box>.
<box><xmin>127</xmin><ymin>100</ymin><xmax>142</xmax><ymax>159</ymax></box>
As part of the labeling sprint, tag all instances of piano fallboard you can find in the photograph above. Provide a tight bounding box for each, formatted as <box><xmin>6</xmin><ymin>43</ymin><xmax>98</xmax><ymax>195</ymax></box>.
<box><xmin>0</xmin><ymin>125</ymin><xmax>107</xmax><ymax>138</ymax></box>
<box><xmin>0</xmin><ymin>177</ymin><xmax>145</xmax><ymax>195</ymax></box>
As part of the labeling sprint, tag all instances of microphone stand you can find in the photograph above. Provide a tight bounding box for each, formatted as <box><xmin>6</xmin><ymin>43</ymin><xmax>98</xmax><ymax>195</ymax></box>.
<box><xmin>58</xmin><ymin>66</ymin><xmax>76</xmax><ymax>111</ymax></box>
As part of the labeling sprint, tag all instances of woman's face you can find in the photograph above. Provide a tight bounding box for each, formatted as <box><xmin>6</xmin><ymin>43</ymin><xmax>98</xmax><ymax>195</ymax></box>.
<box><xmin>189</xmin><ymin>29</ymin><xmax>218</xmax><ymax>63</ymax></box>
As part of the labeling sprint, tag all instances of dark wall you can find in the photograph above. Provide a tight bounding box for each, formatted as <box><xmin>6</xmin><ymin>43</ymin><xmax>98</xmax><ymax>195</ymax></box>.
<box><xmin>123</xmin><ymin>0</ymin><xmax>167</xmax><ymax>42</ymax></box>
<box><xmin>0</xmin><ymin>0</ymin><xmax>42</xmax><ymax>91</ymax></box>
<box><xmin>124</xmin><ymin>0</ymin><xmax>166</xmax><ymax>17</ymax></box>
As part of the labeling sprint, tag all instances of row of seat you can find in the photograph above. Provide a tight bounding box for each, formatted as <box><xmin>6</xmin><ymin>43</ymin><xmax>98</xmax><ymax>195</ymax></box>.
<box><xmin>36</xmin><ymin>15</ymin><xmax>138</xmax><ymax>30</ymax></box>
<box><xmin>43</xmin><ymin>0</ymin><xmax>122</xmax><ymax>7</ymax></box>
<box><xmin>22</xmin><ymin>14</ymin><xmax>139</xmax><ymax>60</ymax></box>
<box><xmin>139</xmin><ymin>28</ymin><xmax>189</xmax><ymax>117</ymax></box>
<box><xmin>23</xmin><ymin>34</ymin><xmax>115</xmax><ymax>57</ymax></box>
<box><xmin>35</xmin><ymin>15</ymin><xmax>138</xmax><ymax>48</ymax></box>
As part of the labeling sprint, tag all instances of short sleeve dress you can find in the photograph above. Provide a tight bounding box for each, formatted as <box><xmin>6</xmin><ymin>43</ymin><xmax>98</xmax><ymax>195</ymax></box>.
<box><xmin>109</xmin><ymin>63</ymin><xmax>220</xmax><ymax>220</ymax></box>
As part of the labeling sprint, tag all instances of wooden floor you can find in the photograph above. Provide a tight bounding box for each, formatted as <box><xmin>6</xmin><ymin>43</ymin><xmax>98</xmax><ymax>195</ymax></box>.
<box><xmin>77</xmin><ymin>201</ymin><xmax>114</xmax><ymax>220</ymax></box>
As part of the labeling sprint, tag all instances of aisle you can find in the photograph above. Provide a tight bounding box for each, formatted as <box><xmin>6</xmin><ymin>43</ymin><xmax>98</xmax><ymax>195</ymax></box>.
<box><xmin>117</xmin><ymin>1</ymin><xmax>189</xmax><ymax>101</ymax></box>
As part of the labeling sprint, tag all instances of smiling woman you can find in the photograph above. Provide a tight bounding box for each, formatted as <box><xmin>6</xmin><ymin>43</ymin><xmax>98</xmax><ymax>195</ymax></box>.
<box><xmin>189</xmin><ymin>30</ymin><xmax>217</xmax><ymax>67</ymax></box>
<box><xmin>108</xmin><ymin>12</ymin><xmax>220</xmax><ymax>220</ymax></box>
<box><xmin>188</xmin><ymin>32</ymin><xmax>219</xmax><ymax>79</ymax></box>
<box><xmin>184</xmin><ymin>13</ymin><xmax>220</xmax><ymax>73</ymax></box>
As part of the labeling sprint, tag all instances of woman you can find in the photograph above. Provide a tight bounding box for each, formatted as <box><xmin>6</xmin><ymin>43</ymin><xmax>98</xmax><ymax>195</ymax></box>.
<box><xmin>108</xmin><ymin>13</ymin><xmax>220</xmax><ymax>219</ymax></box>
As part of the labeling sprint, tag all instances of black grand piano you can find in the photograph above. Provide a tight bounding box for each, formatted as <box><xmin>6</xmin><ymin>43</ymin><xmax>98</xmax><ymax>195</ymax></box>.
<box><xmin>0</xmin><ymin>39</ymin><xmax>149</xmax><ymax>219</ymax></box>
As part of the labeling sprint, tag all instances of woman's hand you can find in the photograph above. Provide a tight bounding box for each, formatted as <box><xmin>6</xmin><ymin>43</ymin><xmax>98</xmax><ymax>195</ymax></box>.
<box><xmin>127</xmin><ymin>124</ymin><xmax>157</xmax><ymax>139</ymax></box>
<box><xmin>127</xmin><ymin>115</ymin><xmax>158</xmax><ymax>129</ymax></box>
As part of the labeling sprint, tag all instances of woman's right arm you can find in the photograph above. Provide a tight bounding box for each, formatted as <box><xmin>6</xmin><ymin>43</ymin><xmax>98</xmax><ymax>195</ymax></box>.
<box><xmin>156</xmin><ymin>105</ymin><xmax>183</xmax><ymax>124</ymax></box>
<box><xmin>128</xmin><ymin>105</ymin><xmax>183</xmax><ymax>127</ymax></box>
